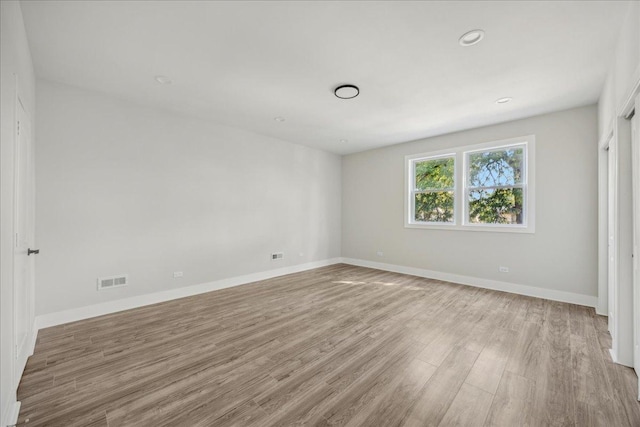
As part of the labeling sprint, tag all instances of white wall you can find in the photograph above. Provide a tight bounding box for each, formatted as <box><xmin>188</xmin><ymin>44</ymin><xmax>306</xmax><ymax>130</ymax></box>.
<box><xmin>342</xmin><ymin>105</ymin><xmax>598</xmax><ymax>300</ymax></box>
<box><xmin>35</xmin><ymin>80</ymin><xmax>341</xmax><ymax>316</ymax></box>
<box><xmin>0</xmin><ymin>1</ymin><xmax>36</xmax><ymax>425</ymax></box>
<box><xmin>596</xmin><ymin>1</ymin><xmax>639</xmax><ymax>366</ymax></box>
<box><xmin>598</xmin><ymin>1</ymin><xmax>640</xmax><ymax>138</ymax></box>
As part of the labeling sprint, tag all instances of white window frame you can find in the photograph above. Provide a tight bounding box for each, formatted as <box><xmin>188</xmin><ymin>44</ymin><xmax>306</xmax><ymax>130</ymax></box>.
<box><xmin>405</xmin><ymin>135</ymin><xmax>535</xmax><ymax>233</ymax></box>
<box><xmin>408</xmin><ymin>152</ymin><xmax>457</xmax><ymax>226</ymax></box>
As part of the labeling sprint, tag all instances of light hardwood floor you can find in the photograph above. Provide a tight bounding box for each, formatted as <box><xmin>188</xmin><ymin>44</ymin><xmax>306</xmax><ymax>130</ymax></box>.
<box><xmin>17</xmin><ymin>264</ymin><xmax>640</xmax><ymax>426</ymax></box>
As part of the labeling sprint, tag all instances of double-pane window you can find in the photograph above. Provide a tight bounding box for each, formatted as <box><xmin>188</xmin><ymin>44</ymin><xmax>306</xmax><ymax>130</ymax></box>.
<box><xmin>405</xmin><ymin>136</ymin><xmax>534</xmax><ymax>233</ymax></box>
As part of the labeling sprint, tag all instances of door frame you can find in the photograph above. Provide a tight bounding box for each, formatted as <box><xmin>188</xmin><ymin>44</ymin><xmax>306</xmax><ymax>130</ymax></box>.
<box><xmin>631</xmin><ymin>94</ymin><xmax>640</xmax><ymax>399</ymax></box>
<box><xmin>608</xmin><ymin>134</ymin><xmax>617</xmax><ymax>340</ymax></box>
<box><xmin>619</xmin><ymin>80</ymin><xmax>640</xmax><ymax>390</ymax></box>
<box><xmin>598</xmin><ymin>75</ymin><xmax>639</xmax><ymax>371</ymax></box>
<box><xmin>598</xmin><ymin>126</ymin><xmax>615</xmax><ymax>318</ymax></box>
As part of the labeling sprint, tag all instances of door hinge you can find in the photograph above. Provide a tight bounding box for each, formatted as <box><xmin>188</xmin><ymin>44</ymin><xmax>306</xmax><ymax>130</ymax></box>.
<box><xmin>17</xmin><ymin>120</ymin><xmax>20</xmax><ymax>135</ymax></box>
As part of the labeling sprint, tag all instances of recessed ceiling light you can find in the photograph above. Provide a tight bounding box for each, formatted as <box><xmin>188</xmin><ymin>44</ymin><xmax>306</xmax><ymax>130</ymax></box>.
<box><xmin>340</xmin><ymin>139</ymin><xmax>348</xmax><ymax>143</ymax></box>
<box><xmin>154</xmin><ymin>75</ymin><xmax>172</xmax><ymax>84</ymax></box>
<box><xmin>334</xmin><ymin>85</ymin><xmax>359</xmax><ymax>99</ymax></box>
<box><xmin>274</xmin><ymin>116</ymin><xmax>286</xmax><ymax>122</ymax></box>
<box><xmin>496</xmin><ymin>97</ymin><xmax>513</xmax><ymax>104</ymax></box>
<box><xmin>459</xmin><ymin>29</ymin><xmax>485</xmax><ymax>46</ymax></box>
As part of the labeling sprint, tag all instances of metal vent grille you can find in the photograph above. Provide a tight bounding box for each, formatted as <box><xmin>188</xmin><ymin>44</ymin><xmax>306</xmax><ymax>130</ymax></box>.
<box><xmin>98</xmin><ymin>274</ymin><xmax>128</xmax><ymax>290</ymax></box>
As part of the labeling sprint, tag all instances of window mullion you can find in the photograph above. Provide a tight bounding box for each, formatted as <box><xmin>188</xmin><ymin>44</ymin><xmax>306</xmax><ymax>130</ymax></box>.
<box><xmin>413</xmin><ymin>188</ymin><xmax>455</xmax><ymax>193</ymax></box>
<box><xmin>466</xmin><ymin>184</ymin><xmax>525</xmax><ymax>191</ymax></box>
<box><xmin>457</xmin><ymin>151</ymin><xmax>464</xmax><ymax>226</ymax></box>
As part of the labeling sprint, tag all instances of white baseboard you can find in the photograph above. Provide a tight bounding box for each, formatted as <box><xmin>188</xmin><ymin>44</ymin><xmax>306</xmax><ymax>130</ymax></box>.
<box><xmin>28</xmin><ymin>322</ymin><xmax>37</xmax><ymax>357</ymax></box>
<box><xmin>35</xmin><ymin>258</ymin><xmax>342</xmax><ymax>330</ymax></box>
<box><xmin>35</xmin><ymin>256</ymin><xmax>597</xmax><ymax>332</ymax></box>
<box><xmin>12</xmin><ymin>256</ymin><xmax>603</xmax><ymax>425</ymax></box>
<box><xmin>340</xmin><ymin>257</ymin><xmax>598</xmax><ymax>308</ymax></box>
<box><xmin>2</xmin><ymin>400</ymin><xmax>20</xmax><ymax>427</ymax></box>
<box><xmin>6</xmin><ymin>321</ymin><xmax>38</xmax><ymax>426</ymax></box>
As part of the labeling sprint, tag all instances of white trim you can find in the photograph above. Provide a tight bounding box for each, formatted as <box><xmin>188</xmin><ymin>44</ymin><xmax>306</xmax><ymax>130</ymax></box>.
<box><xmin>34</xmin><ymin>258</ymin><xmax>342</xmax><ymax>330</ymax></box>
<box><xmin>340</xmin><ymin>257</ymin><xmax>597</xmax><ymax>308</ymax></box>
<box><xmin>405</xmin><ymin>135</ymin><xmax>535</xmax><ymax>234</ymax></box>
<box><xmin>619</xmin><ymin>70</ymin><xmax>640</xmax><ymax>119</ymax></box>
<box><xmin>2</xmin><ymin>401</ymin><xmax>20</xmax><ymax>427</ymax></box>
<box><xmin>608</xmin><ymin>114</ymin><xmax>635</xmax><ymax>368</ymax></box>
<box><xmin>403</xmin><ymin>222</ymin><xmax>533</xmax><ymax>234</ymax></box>
<box><xmin>21</xmin><ymin>259</ymin><xmax>344</xmax><ymax>422</ymax></box>
<box><xmin>20</xmin><ymin>255</ymin><xmax>600</xmax><ymax>422</ymax></box>
<box><xmin>405</xmin><ymin>151</ymin><xmax>457</xmax><ymax>227</ymax></box>
<box><xmin>632</xmin><ymin>94</ymin><xmax>640</xmax><ymax>392</ymax></box>
<box><xmin>599</xmin><ymin>120</ymin><xmax>615</xmax><ymax>150</ymax></box>
<box><xmin>12</xmin><ymin>324</ymin><xmax>36</xmax><ymax>403</ymax></box>
<box><xmin>610</xmin><ymin>348</ymin><xmax>618</xmax><ymax>364</ymax></box>
<box><xmin>598</xmin><ymin>131</ymin><xmax>615</xmax><ymax>317</ymax></box>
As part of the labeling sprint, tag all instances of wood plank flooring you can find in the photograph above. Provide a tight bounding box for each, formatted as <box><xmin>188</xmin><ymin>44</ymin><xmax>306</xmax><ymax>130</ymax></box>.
<box><xmin>17</xmin><ymin>264</ymin><xmax>640</xmax><ymax>426</ymax></box>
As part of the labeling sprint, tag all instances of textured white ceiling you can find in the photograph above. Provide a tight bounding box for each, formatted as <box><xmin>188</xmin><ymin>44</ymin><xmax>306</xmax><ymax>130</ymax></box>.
<box><xmin>21</xmin><ymin>1</ymin><xmax>631</xmax><ymax>154</ymax></box>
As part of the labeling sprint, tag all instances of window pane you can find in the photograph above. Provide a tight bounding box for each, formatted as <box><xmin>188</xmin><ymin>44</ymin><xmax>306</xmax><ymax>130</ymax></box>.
<box><xmin>468</xmin><ymin>147</ymin><xmax>524</xmax><ymax>187</ymax></box>
<box><xmin>414</xmin><ymin>191</ymin><xmax>454</xmax><ymax>223</ymax></box>
<box><xmin>414</xmin><ymin>157</ymin><xmax>454</xmax><ymax>190</ymax></box>
<box><xmin>468</xmin><ymin>188</ymin><xmax>524</xmax><ymax>224</ymax></box>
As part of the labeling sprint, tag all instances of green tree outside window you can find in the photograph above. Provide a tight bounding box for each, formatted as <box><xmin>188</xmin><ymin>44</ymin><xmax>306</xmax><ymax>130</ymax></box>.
<box><xmin>413</xmin><ymin>156</ymin><xmax>455</xmax><ymax>223</ymax></box>
<box><xmin>467</xmin><ymin>147</ymin><xmax>524</xmax><ymax>224</ymax></box>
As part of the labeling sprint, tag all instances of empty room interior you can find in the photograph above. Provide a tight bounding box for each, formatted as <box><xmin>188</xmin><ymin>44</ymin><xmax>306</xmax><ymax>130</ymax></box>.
<box><xmin>2</xmin><ymin>1</ymin><xmax>640</xmax><ymax>426</ymax></box>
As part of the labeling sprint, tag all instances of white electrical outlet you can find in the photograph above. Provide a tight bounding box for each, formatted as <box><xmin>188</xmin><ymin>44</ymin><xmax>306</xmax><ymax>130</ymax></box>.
<box><xmin>499</xmin><ymin>266</ymin><xmax>509</xmax><ymax>273</ymax></box>
<box><xmin>173</xmin><ymin>271</ymin><xmax>184</xmax><ymax>278</ymax></box>
<box><xmin>376</xmin><ymin>251</ymin><xmax>384</xmax><ymax>257</ymax></box>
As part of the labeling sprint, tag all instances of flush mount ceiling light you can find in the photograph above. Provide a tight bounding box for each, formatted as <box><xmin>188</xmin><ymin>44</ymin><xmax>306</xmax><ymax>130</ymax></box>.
<box><xmin>458</xmin><ymin>29</ymin><xmax>485</xmax><ymax>46</ymax></box>
<box><xmin>154</xmin><ymin>75</ymin><xmax>172</xmax><ymax>84</ymax></box>
<box><xmin>496</xmin><ymin>97</ymin><xmax>513</xmax><ymax>104</ymax></box>
<box><xmin>334</xmin><ymin>85</ymin><xmax>359</xmax><ymax>99</ymax></box>
<box><xmin>274</xmin><ymin>116</ymin><xmax>286</xmax><ymax>122</ymax></box>
<box><xmin>340</xmin><ymin>139</ymin><xmax>348</xmax><ymax>143</ymax></box>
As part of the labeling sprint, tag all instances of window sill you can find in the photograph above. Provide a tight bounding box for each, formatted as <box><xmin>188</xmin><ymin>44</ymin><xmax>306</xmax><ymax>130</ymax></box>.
<box><xmin>405</xmin><ymin>223</ymin><xmax>535</xmax><ymax>234</ymax></box>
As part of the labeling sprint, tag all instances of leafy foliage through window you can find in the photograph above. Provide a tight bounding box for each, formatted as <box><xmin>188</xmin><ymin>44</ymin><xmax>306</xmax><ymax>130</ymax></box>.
<box><xmin>466</xmin><ymin>146</ymin><xmax>525</xmax><ymax>225</ymax></box>
<box><xmin>412</xmin><ymin>156</ymin><xmax>455</xmax><ymax>223</ymax></box>
<box><xmin>406</xmin><ymin>137</ymin><xmax>533</xmax><ymax>232</ymax></box>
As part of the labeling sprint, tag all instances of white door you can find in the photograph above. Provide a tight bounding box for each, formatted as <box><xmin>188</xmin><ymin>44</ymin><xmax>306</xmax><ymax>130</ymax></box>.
<box><xmin>13</xmin><ymin>95</ymin><xmax>34</xmax><ymax>384</ymax></box>
<box><xmin>608</xmin><ymin>135</ymin><xmax>617</xmax><ymax>338</ymax></box>
<box><xmin>632</xmin><ymin>94</ymin><xmax>640</xmax><ymax>399</ymax></box>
